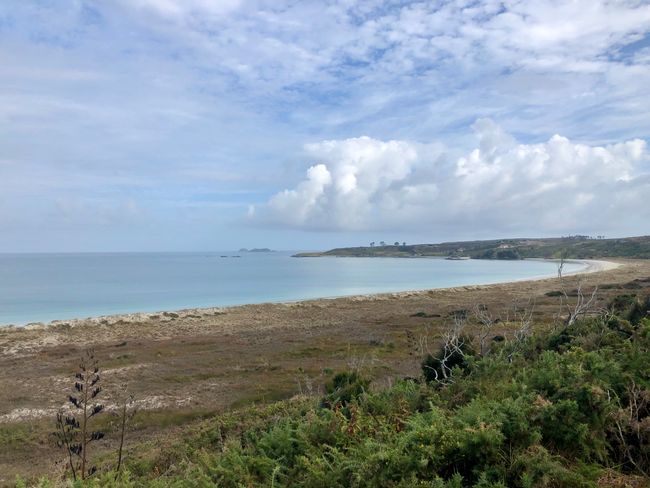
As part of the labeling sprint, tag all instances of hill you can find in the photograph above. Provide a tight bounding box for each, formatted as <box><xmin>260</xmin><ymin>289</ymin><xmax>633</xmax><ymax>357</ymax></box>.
<box><xmin>294</xmin><ymin>235</ymin><xmax>650</xmax><ymax>260</ymax></box>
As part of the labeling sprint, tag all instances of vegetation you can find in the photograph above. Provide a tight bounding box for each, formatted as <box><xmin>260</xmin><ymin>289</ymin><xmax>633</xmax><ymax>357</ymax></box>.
<box><xmin>294</xmin><ymin>235</ymin><xmax>650</xmax><ymax>260</ymax></box>
<box><xmin>53</xmin><ymin>350</ymin><xmax>105</xmax><ymax>480</ymax></box>
<box><xmin>49</xmin><ymin>352</ymin><xmax>137</xmax><ymax>484</ymax></box>
<box><xmin>29</xmin><ymin>293</ymin><xmax>649</xmax><ymax>487</ymax></box>
<box><xmin>474</xmin><ymin>248</ymin><xmax>522</xmax><ymax>260</ymax></box>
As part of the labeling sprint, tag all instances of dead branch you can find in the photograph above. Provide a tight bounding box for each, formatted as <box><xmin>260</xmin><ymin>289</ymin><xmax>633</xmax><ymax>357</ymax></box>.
<box><xmin>564</xmin><ymin>279</ymin><xmax>599</xmax><ymax>327</ymax></box>
<box><xmin>473</xmin><ymin>304</ymin><xmax>498</xmax><ymax>356</ymax></box>
<box><xmin>423</xmin><ymin>312</ymin><xmax>468</xmax><ymax>384</ymax></box>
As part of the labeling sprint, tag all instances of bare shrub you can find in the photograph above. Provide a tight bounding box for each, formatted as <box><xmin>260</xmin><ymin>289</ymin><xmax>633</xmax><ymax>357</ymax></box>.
<box><xmin>53</xmin><ymin>349</ymin><xmax>105</xmax><ymax>480</ymax></box>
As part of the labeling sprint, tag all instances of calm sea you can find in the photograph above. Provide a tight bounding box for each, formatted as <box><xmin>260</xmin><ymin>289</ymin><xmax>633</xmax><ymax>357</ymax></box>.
<box><xmin>0</xmin><ymin>252</ymin><xmax>583</xmax><ymax>326</ymax></box>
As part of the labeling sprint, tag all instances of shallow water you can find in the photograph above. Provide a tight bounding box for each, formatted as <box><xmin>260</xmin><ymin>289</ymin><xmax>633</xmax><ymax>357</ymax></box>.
<box><xmin>0</xmin><ymin>252</ymin><xmax>584</xmax><ymax>325</ymax></box>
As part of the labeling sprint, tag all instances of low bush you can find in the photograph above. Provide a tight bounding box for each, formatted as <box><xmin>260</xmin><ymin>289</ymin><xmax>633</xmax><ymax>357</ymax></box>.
<box><xmin>321</xmin><ymin>371</ymin><xmax>371</xmax><ymax>408</ymax></box>
<box><xmin>37</xmin><ymin>295</ymin><xmax>650</xmax><ymax>487</ymax></box>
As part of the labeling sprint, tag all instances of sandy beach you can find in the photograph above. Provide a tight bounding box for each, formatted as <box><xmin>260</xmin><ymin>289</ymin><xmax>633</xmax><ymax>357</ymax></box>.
<box><xmin>0</xmin><ymin>257</ymin><xmax>648</xmax><ymax>481</ymax></box>
<box><xmin>563</xmin><ymin>258</ymin><xmax>622</xmax><ymax>274</ymax></box>
<box><xmin>0</xmin><ymin>258</ymin><xmax>620</xmax><ymax>332</ymax></box>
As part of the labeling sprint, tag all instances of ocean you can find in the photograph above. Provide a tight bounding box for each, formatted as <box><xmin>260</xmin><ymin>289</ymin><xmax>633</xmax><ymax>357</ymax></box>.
<box><xmin>0</xmin><ymin>252</ymin><xmax>584</xmax><ymax>326</ymax></box>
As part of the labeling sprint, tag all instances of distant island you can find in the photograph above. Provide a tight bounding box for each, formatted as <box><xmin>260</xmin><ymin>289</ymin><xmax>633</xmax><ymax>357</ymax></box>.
<box><xmin>239</xmin><ymin>248</ymin><xmax>274</xmax><ymax>253</ymax></box>
<box><xmin>293</xmin><ymin>235</ymin><xmax>650</xmax><ymax>260</ymax></box>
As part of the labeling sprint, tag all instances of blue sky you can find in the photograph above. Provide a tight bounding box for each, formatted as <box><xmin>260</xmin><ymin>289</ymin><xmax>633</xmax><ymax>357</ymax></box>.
<box><xmin>1</xmin><ymin>0</ymin><xmax>650</xmax><ymax>252</ymax></box>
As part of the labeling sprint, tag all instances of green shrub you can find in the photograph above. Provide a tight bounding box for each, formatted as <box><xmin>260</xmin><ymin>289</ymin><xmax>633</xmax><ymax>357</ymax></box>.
<box><xmin>627</xmin><ymin>295</ymin><xmax>650</xmax><ymax>325</ymax></box>
<box><xmin>321</xmin><ymin>371</ymin><xmax>371</xmax><ymax>408</ymax></box>
<box><xmin>42</xmin><ymin>305</ymin><xmax>650</xmax><ymax>486</ymax></box>
<box><xmin>544</xmin><ymin>290</ymin><xmax>563</xmax><ymax>297</ymax></box>
<box><xmin>511</xmin><ymin>446</ymin><xmax>595</xmax><ymax>487</ymax></box>
<box><xmin>608</xmin><ymin>294</ymin><xmax>638</xmax><ymax>314</ymax></box>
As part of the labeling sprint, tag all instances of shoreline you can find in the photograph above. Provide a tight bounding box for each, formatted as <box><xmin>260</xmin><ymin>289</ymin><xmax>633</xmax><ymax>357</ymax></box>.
<box><xmin>3</xmin><ymin>258</ymin><xmax>620</xmax><ymax>330</ymax></box>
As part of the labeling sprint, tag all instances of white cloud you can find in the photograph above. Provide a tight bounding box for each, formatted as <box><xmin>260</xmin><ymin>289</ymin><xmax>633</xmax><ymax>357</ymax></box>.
<box><xmin>2</xmin><ymin>1</ymin><xmax>650</xmax><ymax>249</ymax></box>
<box><xmin>126</xmin><ymin>0</ymin><xmax>242</xmax><ymax>19</ymax></box>
<box><xmin>252</xmin><ymin>119</ymin><xmax>650</xmax><ymax>235</ymax></box>
<box><xmin>108</xmin><ymin>0</ymin><xmax>650</xmax><ymax>94</ymax></box>
<box><xmin>257</xmin><ymin>136</ymin><xmax>444</xmax><ymax>230</ymax></box>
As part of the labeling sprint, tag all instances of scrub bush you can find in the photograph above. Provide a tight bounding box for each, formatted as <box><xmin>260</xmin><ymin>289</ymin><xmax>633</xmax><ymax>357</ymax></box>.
<box><xmin>44</xmin><ymin>294</ymin><xmax>650</xmax><ymax>486</ymax></box>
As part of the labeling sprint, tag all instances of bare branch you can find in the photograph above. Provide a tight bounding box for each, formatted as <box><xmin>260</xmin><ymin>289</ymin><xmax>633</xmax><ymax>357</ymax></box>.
<box><xmin>473</xmin><ymin>304</ymin><xmax>499</xmax><ymax>356</ymax></box>
<box><xmin>564</xmin><ymin>279</ymin><xmax>599</xmax><ymax>327</ymax></box>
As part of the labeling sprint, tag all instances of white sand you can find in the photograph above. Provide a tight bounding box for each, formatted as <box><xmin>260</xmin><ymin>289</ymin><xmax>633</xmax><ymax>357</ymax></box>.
<box><xmin>6</xmin><ymin>258</ymin><xmax>622</xmax><ymax>330</ymax></box>
<box><xmin>562</xmin><ymin>259</ymin><xmax>621</xmax><ymax>275</ymax></box>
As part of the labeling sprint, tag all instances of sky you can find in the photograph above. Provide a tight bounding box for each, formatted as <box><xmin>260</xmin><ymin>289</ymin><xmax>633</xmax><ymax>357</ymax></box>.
<box><xmin>1</xmin><ymin>0</ymin><xmax>650</xmax><ymax>252</ymax></box>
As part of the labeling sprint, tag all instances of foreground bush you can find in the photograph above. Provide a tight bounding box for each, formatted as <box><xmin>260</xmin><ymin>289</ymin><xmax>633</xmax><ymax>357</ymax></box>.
<box><xmin>31</xmin><ymin>301</ymin><xmax>650</xmax><ymax>487</ymax></box>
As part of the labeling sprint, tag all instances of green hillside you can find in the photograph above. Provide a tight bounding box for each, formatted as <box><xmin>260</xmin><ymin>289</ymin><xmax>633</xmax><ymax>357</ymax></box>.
<box><xmin>295</xmin><ymin>235</ymin><xmax>650</xmax><ymax>260</ymax></box>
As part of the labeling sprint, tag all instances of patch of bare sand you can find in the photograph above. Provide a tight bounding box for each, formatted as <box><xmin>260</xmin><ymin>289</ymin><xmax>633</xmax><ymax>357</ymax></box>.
<box><xmin>571</xmin><ymin>259</ymin><xmax>622</xmax><ymax>274</ymax></box>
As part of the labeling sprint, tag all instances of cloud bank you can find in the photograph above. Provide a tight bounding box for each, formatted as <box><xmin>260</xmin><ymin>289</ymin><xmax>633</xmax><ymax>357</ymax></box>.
<box><xmin>2</xmin><ymin>1</ymin><xmax>650</xmax><ymax>250</ymax></box>
<box><xmin>252</xmin><ymin>120</ymin><xmax>649</xmax><ymax>236</ymax></box>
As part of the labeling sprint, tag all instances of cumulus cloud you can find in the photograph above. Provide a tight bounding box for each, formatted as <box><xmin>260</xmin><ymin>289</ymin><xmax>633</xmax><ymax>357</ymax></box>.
<box><xmin>251</xmin><ymin>120</ymin><xmax>650</xmax><ymax>235</ymax></box>
<box><xmin>254</xmin><ymin>136</ymin><xmax>445</xmax><ymax>230</ymax></box>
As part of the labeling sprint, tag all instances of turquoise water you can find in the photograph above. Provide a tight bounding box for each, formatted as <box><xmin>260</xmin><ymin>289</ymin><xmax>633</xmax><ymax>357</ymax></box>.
<box><xmin>0</xmin><ymin>252</ymin><xmax>584</xmax><ymax>326</ymax></box>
